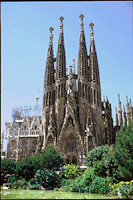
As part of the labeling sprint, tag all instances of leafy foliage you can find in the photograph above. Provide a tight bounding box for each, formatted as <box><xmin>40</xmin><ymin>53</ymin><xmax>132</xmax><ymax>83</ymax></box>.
<box><xmin>114</xmin><ymin>122</ymin><xmax>133</xmax><ymax>181</ymax></box>
<box><xmin>109</xmin><ymin>180</ymin><xmax>133</xmax><ymax>199</ymax></box>
<box><xmin>93</xmin><ymin>145</ymin><xmax>118</xmax><ymax>178</ymax></box>
<box><xmin>63</xmin><ymin>164</ymin><xmax>80</xmax><ymax>179</ymax></box>
<box><xmin>15</xmin><ymin>153</ymin><xmax>41</xmax><ymax>181</ymax></box>
<box><xmin>35</xmin><ymin>168</ymin><xmax>61</xmax><ymax>189</ymax></box>
<box><xmin>86</xmin><ymin>144</ymin><xmax>118</xmax><ymax>179</ymax></box>
<box><xmin>29</xmin><ymin>178</ymin><xmax>41</xmax><ymax>190</ymax></box>
<box><xmin>7</xmin><ymin>176</ymin><xmax>17</xmax><ymax>184</ymax></box>
<box><xmin>61</xmin><ymin>167</ymin><xmax>113</xmax><ymax>194</ymax></box>
<box><xmin>40</xmin><ymin>144</ymin><xmax>65</xmax><ymax>169</ymax></box>
<box><xmin>12</xmin><ymin>178</ymin><xmax>28</xmax><ymax>189</ymax></box>
<box><xmin>90</xmin><ymin>176</ymin><xmax>113</xmax><ymax>194</ymax></box>
<box><xmin>61</xmin><ymin>167</ymin><xmax>96</xmax><ymax>193</ymax></box>
<box><xmin>85</xmin><ymin>145</ymin><xmax>110</xmax><ymax>167</ymax></box>
<box><xmin>1</xmin><ymin>158</ymin><xmax>16</xmax><ymax>185</ymax></box>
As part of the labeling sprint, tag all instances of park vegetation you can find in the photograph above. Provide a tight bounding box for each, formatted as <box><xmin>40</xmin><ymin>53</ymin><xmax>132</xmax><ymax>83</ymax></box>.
<box><xmin>1</xmin><ymin>121</ymin><xmax>133</xmax><ymax>199</ymax></box>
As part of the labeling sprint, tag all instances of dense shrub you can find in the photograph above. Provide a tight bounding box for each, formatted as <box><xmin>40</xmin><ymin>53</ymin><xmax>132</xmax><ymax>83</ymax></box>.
<box><xmin>29</xmin><ymin>184</ymin><xmax>41</xmax><ymax>190</ymax></box>
<box><xmin>93</xmin><ymin>145</ymin><xmax>118</xmax><ymax>178</ymax></box>
<box><xmin>29</xmin><ymin>178</ymin><xmax>36</xmax><ymax>185</ymax></box>
<box><xmin>40</xmin><ymin>144</ymin><xmax>65</xmax><ymax>169</ymax></box>
<box><xmin>7</xmin><ymin>176</ymin><xmax>17</xmax><ymax>184</ymax></box>
<box><xmin>63</xmin><ymin>164</ymin><xmax>80</xmax><ymax>179</ymax></box>
<box><xmin>61</xmin><ymin>167</ymin><xmax>96</xmax><ymax>193</ymax></box>
<box><xmin>12</xmin><ymin>178</ymin><xmax>28</xmax><ymax>189</ymax></box>
<box><xmin>29</xmin><ymin>178</ymin><xmax>41</xmax><ymax>190</ymax></box>
<box><xmin>15</xmin><ymin>153</ymin><xmax>41</xmax><ymax>181</ymax></box>
<box><xmin>114</xmin><ymin>122</ymin><xmax>133</xmax><ymax>181</ymax></box>
<box><xmin>86</xmin><ymin>145</ymin><xmax>110</xmax><ymax>167</ymax></box>
<box><xmin>1</xmin><ymin>158</ymin><xmax>16</xmax><ymax>185</ymax></box>
<box><xmin>109</xmin><ymin>180</ymin><xmax>133</xmax><ymax>199</ymax></box>
<box><xmin>35</xmin><ymin>168</ymin><xmax>61</xmax><ymax>189</ymax></box>
<box><xmin>86</xmin><ymin>144</ymin><xmax>120</xmax><ymax>180</ymax></box>
<box><xmin>90</xmin><ymin>176</ymin><xmax>113</xmax><ymax>194</ymax></box>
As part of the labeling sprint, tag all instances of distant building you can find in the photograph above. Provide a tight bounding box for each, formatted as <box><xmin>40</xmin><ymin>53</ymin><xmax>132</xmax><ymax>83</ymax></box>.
<box><xmin>5</xmin><ymin>15</ymin><xmax>133</xmax><ymax>164</ymax></box>
<box><xmin>5</xmin><ymin>102</ymin><xmax>42</xmax><ymax>161</ymax></box>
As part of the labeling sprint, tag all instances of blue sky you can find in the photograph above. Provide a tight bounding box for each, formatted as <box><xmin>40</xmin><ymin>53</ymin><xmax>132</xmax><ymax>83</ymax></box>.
<box><xmin>1</xmin><ymin>1</ymin><xmax>133</xmax><ymax>150</ymax></box>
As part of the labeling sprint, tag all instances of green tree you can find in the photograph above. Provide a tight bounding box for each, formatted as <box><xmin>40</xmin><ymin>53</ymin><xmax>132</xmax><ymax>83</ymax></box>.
<box><xmin>16</xmin><ymin>152</ymin><xmax>41</xmax><ymax>181</ymax></box>
<box><xmin>114</xmin><ymin>122</ymin><xmax>133</xmax><ymax>181</ymax></box>
<box><xmin>93</xmin><ymin>145</ymin><xmax>118</xmax><ymax>178</ymax></box>
<box><xmin>35</xmin><ymin>168</ymin><xmax>61</xmax><ymax>189</ymax></box>
<box><xmin>85</xmin><ymin>145</ymin><xmax>110</xmax><ymax>167</ymax></box>
<box><xmin>40</xmin><ymin>144</ymin><xmax>65</xmax><ymax>169</ymax></box>
<box><xmin>63</xmin><ymin>164</ymin><xmax>80</xmax><ymax>179</ymax></box>
<box><xmin>1</xmin><ymin>158</ymin><xmax>16</xmax><ymax>185</ymax></box>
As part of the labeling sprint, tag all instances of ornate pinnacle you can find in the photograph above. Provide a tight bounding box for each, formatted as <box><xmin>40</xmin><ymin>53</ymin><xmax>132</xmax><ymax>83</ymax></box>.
<box><xmin>89</xmin><ymin>22</ymin><xmax>94</xmax><ymax>28</ymax></box>
<box><xmin>49</xmin><ymin>27</ymin><xmax>54</xmax><ymax>33</ymax></box>
<box><xmin>59</xmin><ymin>16</ymin><xmax>64</xmax><ymax>21</ymax></box>
<box><xmin>79</xmin><ymin>14</ymin><xmax>84</xmax><ymax>20</ymax></box>
<box><xmin>118</xmin><ymin>93</ymin><xmax>120</xmax><ymax>102</ymax></box>
<box><xmin>49</xmin><ymin>27</ymin><xmax>54</xmax><ymax>44</ymax></box>
<box><xmin>59</xmin><ymin>16</ymin><xmax>64</xmax><ymax>33</ymax></box>
<box><xmin>79</xmin><ymin>14</ymin><xmax>84</xmax><ymax>31</ymax></box>
<box><xmin>72</xmin><ymin>59</ymin><xmax>75</xmax><ymax>67</ymax></box>
<box><xmin>89</xmin><ymin>22</ymin><xmax>94</xmax><ymax>41</ymax></box>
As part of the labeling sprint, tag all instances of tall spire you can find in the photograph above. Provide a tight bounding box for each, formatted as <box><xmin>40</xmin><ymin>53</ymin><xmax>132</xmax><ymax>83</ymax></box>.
<box><xmin>44</xmin><ymin>27</ymin><xmax>54</xmax><ymax>89</ymax></box>
<box><xmin>43</xmin><ymin>27</ymin><xmax>55</xmax><ymax>109</ymax></box>
<box><xmin>60</xmin><ymin>16</ymin><xmax>64</xmax><ymax>33</ymax></box>
<box><xmin>126</xmin><ymin>96</ymin><xmax>130</xmax><ymax>125</ymax></box>
<box><xmin>123</xmin><ymin>105</ymin><xmax>127</xmax><ymax>127</ymax></box>
<box><xmin>58</xmin><ymin>16</ymin><xmax>65</xmax><ymax>45</ymax></box>
<box><xmin>55</xmin><ymin>16</ymin><xmax>66</xmax><ymax>138</ymax></box>
<box><xmin>79</xmin><ymin>14</ymin><xmax>84</xmax><ymax>32</ymax></box>
<box><xmin>89</xmin><ymin>23</ymin><xmax>95</xmax><ymax>52</ymax></box>
<box><xmin>56</xmin><ymin>16</ymin><xmax>66</xmax><ymax>80</ymax></box>
<box><xmin>115</xmin><ymin>107</ymin><xmax>119</xmax><ymax>128</ymax></box>
<box><xmin>89</xmin><ymin>23</ymin><xmax>100</xmax><ymax>87</ymax></box>
<box><xmin>49</xmin><ymin>27</ymin><xmax>54</xmax><ymax>45</ymax></box>
<box><xmin>72</xmin><ymin>59</ymin><xmax>75</xmax><ymax>74</ymax></box>
<box><xmin>78</xmin><ymin>14</ymin><xmax>88</xmax><ymax>80</ymax></box>
<box><xmin>118</xmin><ymin>94</ymin><xmax>123</xmax><ymax>127</ymax></box>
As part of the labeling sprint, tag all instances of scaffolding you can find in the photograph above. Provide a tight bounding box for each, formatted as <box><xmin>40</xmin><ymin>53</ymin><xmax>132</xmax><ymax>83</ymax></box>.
<box><xmin>12</xmin><ymin>99</ymin><xmax>42</xmax><ymax>121</ymax></box>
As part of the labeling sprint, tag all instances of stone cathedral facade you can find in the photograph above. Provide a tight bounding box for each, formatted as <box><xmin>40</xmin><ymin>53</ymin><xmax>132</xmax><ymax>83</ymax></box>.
<box><xmin>5</xmin><ymin>15</ymin><xmax>133</xmax><ymax>164</ymax></box>
<box><xmin>37</xmin><ymin>14</ymin><xmax>115</xmax><ymax>164</ymax></box>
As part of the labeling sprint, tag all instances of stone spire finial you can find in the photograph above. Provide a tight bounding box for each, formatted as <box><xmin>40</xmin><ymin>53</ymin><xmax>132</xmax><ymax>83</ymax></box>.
<box><xmin>123</xmin><ymin>105</ymin><xmax>127</xmax><ymax>127</ymax></box>
<box><xmin>118</xmin><ymin>93</ymin><xmax>120</xmax><ymax>102</ymax></box>
<box><xmin>49</xmin><ymin>27</ymin><xmax>54</xmax><ymax>45</ymax></box>
<box><xmin>72</xmin><ymin>59</ymin><xmax>75</xmax><ymax>73</ymax></box>
<box><xmin>115</xmin><ymin>107</ymin><xmax>119</xmax><ymax>127</ymax></box>
<box><xmin>59</xmin><ymin>16</ymin><xmax>64</xmax><ymax>33</ymax></box>
<box><xmin>118</xmin><ymin>94</ymin><xmax>123</xmax><ymax>127</ymax></box>
<box><xmin>126</xmin><ymin>95</ymin><xmax>128</xmax><ymax>102</ymax></box>
<box><xmin>126</xmin><ymin>95</ymin><xmax>130</xmax><ymax>125</ymax></box>
<box><xmin>89</xmin><ymin>22</ymin><xmax>94</xmax><ymax>41</ymax></box>
<box><xmin>79</xmin><ymin>14</ymin><xmax>84</xmax><ymax>31</ymax></box>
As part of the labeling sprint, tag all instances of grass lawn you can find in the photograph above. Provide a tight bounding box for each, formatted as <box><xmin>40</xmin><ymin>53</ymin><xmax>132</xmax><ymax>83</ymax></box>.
<box><xmin>1</xmin><ymin>188</ymin><xmax>117</xmax><ymax>199</ymax></box>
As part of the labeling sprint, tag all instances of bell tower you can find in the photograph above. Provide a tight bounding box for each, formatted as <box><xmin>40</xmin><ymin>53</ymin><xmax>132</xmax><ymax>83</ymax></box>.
<box><xmin>42</xmin><ymin>27</ymin><xmax>55</xmax><ymax>149</ymax></box>
<box><xmin>55</xmin><ymin>16</ymin><xmax>67</xmax><ymax>141</ymax></box>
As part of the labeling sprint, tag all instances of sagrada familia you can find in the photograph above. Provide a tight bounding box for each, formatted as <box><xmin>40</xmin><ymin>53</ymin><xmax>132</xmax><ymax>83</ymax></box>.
<box><xmin>5</xmin><ymin>15</ymin><xmax>133</xmax><ymax>164</ymax></box>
